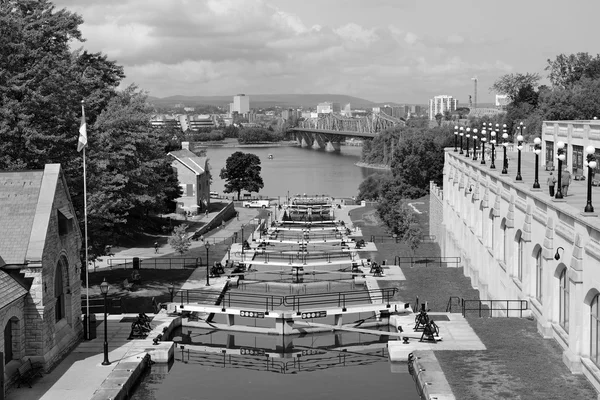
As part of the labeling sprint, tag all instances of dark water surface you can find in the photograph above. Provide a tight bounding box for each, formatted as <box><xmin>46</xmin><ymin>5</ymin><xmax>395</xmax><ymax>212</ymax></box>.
<box><xmin>131</xmin><ymin>327</ymin><xmax>421</xmax><ymax>400</ymax></box>
<box><xmin>202</xmin><ymin>145</ymin><xmax>378</xmax><ymax>199</ymax></box>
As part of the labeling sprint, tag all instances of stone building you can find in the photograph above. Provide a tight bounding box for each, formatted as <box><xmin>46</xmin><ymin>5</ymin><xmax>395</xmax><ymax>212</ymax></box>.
<box><xmin>168</xmin><ymin>142</ymin><xmax>211</xmax><ymax>214</ymax></box>
<box><xmin>431</xmin><ymin>129</ymin><xmax>600</xmax><ymax>393</ymax></box>
<box><xmin>1</xmin><ymin>164</ymin><xmax>83</xmax><ymax>384</ymax></box>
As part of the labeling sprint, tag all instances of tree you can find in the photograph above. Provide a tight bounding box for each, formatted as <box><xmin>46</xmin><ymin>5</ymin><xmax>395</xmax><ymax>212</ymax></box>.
<box><xmin>86</xmin><ymin>86</ymin><xmax>181</xmax><ymax>254</ymax></box>
<box><xmin>435</xmin><ymin>113</ymin><xmax>443</xmax><ymax>126</ymax></box>
<box><xmin>490</xmin><ymin>73</ymin><xmax>541</xmax><ymax>103</ymax></box>
<box><xmin>168</xmin><ymin>224</ymin><xmax>191</xmax><ymax>255</ymax></box>
<box><xmin>357</xmin><ymin>173</ymin><xmax>392</xmax><ymax>201</ymax></box>
<box><xmin>546</xmin><ymin>53</ymin><xmax>600</xmax><ymax>89</ymax></box>
<box><xmin>220</xmin><ymin>152</ymin><xmax>264</xmax><ymax>200</ymax></box>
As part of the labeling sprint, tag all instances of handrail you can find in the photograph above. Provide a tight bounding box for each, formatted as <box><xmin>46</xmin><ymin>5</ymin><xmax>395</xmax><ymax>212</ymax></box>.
<box><xmin>394</xmin><ymin>256</ymin><xmax>461</xmax><ymax>268</ymax></box>
<box><xmin>81</xmin><ymin>297</ymin><xmax>123</xmax><ymax>314</ymax></box>
<box><xmin>370</xmin><ymin>235</ymin><xmax>436</xmax><ymax>243</ymax></box>
<box><xmin>283</xmin><ymin>288</ymin><xmax>397</xmax><ymax>311</ymax></box>
<box><xmin>446</xmin><ymin>296</ymin><xmax>462</xmax><ymax>313</ymax></box>
<box><xmin>175</xmin><ymin>289</ymin><xmax>284</xmax><ymax>312</ymax></box>
<box><xmin>462</xmin><ymin>299</ymin><xmax>528</xmax><ymax>318</ymax></box>
<box><xmin>105</xmin><ymin>257</ymin><xmax>200</xmax><ymax>270</ymax></box>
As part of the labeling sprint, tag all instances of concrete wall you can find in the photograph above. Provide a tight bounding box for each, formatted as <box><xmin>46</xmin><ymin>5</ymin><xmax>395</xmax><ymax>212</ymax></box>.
<box><xmin>440</xmin><ymin>148</ymin><xmax>600</xmax><ymax>392</ymax></box>
<box><xmin>429</xmin><ymin>181</ymin><xmax>445</xmax><ymax>256</ymax></box>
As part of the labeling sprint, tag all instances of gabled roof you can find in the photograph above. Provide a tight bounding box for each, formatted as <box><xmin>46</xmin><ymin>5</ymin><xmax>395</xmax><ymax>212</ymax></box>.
<box><xmin>0</xmin><ymin>164</ymin><xmax>75</xmax><ymax>266</ymax></box>
<box><xmin>169</xmin><ymin>149</ymin><xmax>208</xmax><ymax>175</ymax></box>
<box><xmin>0</xmin><ymin>270</ymin><xmax>28</xmax><ymax>308</ymax></box>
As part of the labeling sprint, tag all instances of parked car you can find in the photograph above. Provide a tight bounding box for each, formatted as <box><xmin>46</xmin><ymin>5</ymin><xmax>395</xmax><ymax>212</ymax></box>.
<box><xmin>243</xmin><ymin>200</ymin><xmax>270</xmax><ymax>208</ymax></box>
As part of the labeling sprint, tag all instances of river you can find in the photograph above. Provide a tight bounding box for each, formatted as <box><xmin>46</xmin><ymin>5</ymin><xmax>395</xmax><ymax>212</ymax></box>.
<box><xmin>199</xmin><ymin>144</ymin><xmax>379</xmax><ymax>199</ymax></box>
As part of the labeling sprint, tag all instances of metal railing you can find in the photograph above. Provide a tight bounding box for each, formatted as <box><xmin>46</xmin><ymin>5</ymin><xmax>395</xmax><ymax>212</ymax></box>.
<box><xmin>105</xmin><ymin>257</ymin><xmax>200</xmax><ymax>270</ymax></box>
<box><xmin>175</xmin><ymin>289</ymin><xmax>284</xmax><ymax>312</ymax></box>
<box><xmin>370</xmin><ymin>235</ymin><xmax>436</xmax><ymax>243</ymax></box>
<box><xmin>394</xmin><ymin>256</ymin><xmax>461</xmax><ymax>268</ymax></box>
<box><xmin>283</xmin><ymin>288</ymin><xmax>397</xmax><ymax>312</ymax></box>
<box><xmin>462</xmin><ymin>299</ymin><xmax>529</xmax><ymax>318</ymax></box>
<box><xmin>81</xmin><ymin>297</ymin><xmax>124</xmax><ymax>314</ymax></box>
<box><xmin>251</xmin><ymin>249</ymin><xmax>355</xmax><ymax>264</ymax></box>
<box><xmin>445</xmin><ymin>296</ymin><xmax>462</xmax><ymax>313</ymax></box>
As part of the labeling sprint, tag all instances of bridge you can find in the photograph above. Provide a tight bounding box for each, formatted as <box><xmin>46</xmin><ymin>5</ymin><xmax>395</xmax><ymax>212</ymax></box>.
<box><xmin>289</xmin><ymin>113</ymin><xmax>404</xmax><ymax>152</ymax></box>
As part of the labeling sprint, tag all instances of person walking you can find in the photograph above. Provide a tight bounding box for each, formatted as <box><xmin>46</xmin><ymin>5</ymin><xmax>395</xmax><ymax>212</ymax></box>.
<box><xmin>154</xmin><ymin>242</ymin><xmax>159</xmax><ymax>253</ymax></box>
<box><xmin>561</xmin><ymin>168</ymin><xmax>572</xmax><ymax>197</ymax></box>
<box><xmin>547</xmin><ymin>172</ymin><xmax>557</xmax><ymax>197</ymax></box>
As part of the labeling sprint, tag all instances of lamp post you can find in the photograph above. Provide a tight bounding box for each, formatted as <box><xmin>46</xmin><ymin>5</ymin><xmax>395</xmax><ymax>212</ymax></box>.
<box><xmin>472</xmin><ymin>132</ymin><xmax>478</xmax><ymax>161</ymax></box>
<box><xmin>100</xmin><ymin>278</ymin><xmax>110</xmax><ymax>366</ymax></box>
<box><xmin>204</xmin><ymin>242</ymin><xmax>210</xmax><ymax>286</ymax></box>
<box><xmin>454</xmin><ymin>126</ymin><xmax>458</xmax><ymax>152</ymax></box>
<box><xmin>490</xmin><ymin>125</ymin><xmax>497</xmax><ymax>169</ymax></box>
<box><xmin>480</xmin><ymin>128</ymin><xmax>486</xmax><ymax>165</ymax></box>
<box><xmin>533</xmin><ymin>138</ymin><xmax>541</xmax><ymax>189</ymax></box>
<box><xmin>585</xmin><ymin>145</ymin><xmax>597</xmax><ymax>212</ymax></box>
<box><xmin>502</xmin><ymin>126</ymin><xmax>508</xmax><ymax>174</ymax></box>
<box><xmin>459</xmin><ymin>127</ymin><xmax>464</xmax><ymax>154</ymax></box>
<box><xmin>555</xmin><ymin>141</ymin><xmax>566</xmax><ymax>199</ymax></box>
<box><xmin>465</xmin><ymin>128</ymin><xmax>470</xmax><ymax>157</ymax></box>
<box><xmin>168</xmin><ymin>283</ymin><xmax>175</xmax><ymax>302</ymax></box>
<box><xmin>241</xmin><ymin>225</ymin><xmax>245</xmax><ymax>260</ymax></box>
<box><xmin>516</xmin><ymin>122</ymin><xmax>525</xmax><ymax>181</ymax></box>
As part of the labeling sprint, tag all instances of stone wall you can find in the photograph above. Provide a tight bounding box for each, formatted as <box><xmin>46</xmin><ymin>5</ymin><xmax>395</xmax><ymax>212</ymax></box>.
<box><xmin>429</xmin><ymin>180</ymin><xmax>446</xmax><ymax>258</ymax></box>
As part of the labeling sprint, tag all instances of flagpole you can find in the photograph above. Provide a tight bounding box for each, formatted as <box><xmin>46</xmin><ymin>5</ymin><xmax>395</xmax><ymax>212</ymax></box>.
<box><xmin>81</xmin><ymin>100</ymin><xmax>90</xmax><ymax>340</ymax></box>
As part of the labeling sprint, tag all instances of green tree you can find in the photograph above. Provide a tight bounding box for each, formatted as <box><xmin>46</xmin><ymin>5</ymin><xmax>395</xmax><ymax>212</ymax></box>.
<box><xmin>220</xmin><ymin>152</ymin><xmax>264</xmax><ymax>200</ymax></box>
<box><xmin>86</xmin><ymin>86</ymin><xmax>181</xmax><ymax>254</ymax></box>
<box><xmin>435</xmin><ymin>113</ymin><xmax>443</xmax><ymax>126</ymax></box>
<box><xmin>490</xmin><ymin>73</ymin><xmax>541</xmax><ymax>103</ymax></box>
<box><xmin>168</xmin><ymin>224</ymin><xmax>191</xmax><ymax>255</ymax></box>
<box><xmin>357</xmin><ymin>173</ymin><xmax>392</xmax><ymax>201</ymax></box>
<box><xmin>546</xmin><ymin>53</ymin><xmax>600</xmax><ymax>89</ymax></box>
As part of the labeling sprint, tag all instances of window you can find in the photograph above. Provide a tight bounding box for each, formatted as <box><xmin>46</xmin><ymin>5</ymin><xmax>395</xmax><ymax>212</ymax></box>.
<box><xmin>592</xmin><ymin>295</ymin><xmax>600</xmax><ymax>367</ymax></box>
<box><xmin>573</xmin><ymin>145</ymin><xmax>584</xmax><ymax>177</ymax></box>
<box><xmin>517</xmin><ymin>239</ymin><xmax>523</xmax><ymax>281</ymax></box>
<box><xmin>57</xmin><ymin>208</ymin><xmax>73</xmax><ymax>236</ymax></box>
<box><xmin>55</xmin><ymin>261</ymin><xmax>65</xmax><ymax>322</ymax></box>
<box><xmin>559</xmin><ymin>269</ymin><xmax>569</xmax><ymax>332</ymax></box>
<box><xmin>535</xmin><ymin>249</ymin><xmax>543</xmax><ymax>302</ymax></box>
<box><xmin>4</xmin><ymin>321</ymin><xmax>12</xmax><ymax>364</ymax></box>
<box><xmin>489</xmin><ymin>214</ymin><xmax>495</xmax><ymax>251</ymax></box>
<box><xmin>502</xmin><ymin>224</ymin><xmax>507</xmax><ymax>263</ymax></box>
<box><xmin>545</xmin><ymin>141</ymin><xmax>554</xmax><ymax>169</ymax></box>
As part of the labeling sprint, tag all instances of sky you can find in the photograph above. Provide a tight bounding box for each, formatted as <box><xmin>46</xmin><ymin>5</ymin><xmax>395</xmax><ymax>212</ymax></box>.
<box><xmin>54</xmin><ymin>0</ymin><xmax>600</xmax><ymax>104</ymax></box>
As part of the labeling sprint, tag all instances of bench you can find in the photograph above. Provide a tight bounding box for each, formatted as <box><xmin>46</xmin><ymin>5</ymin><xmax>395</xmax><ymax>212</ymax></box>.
<box><xmin>17</xmin><ymin>358</ymin><xmax>43</xmax><ymax>388</ymax></box>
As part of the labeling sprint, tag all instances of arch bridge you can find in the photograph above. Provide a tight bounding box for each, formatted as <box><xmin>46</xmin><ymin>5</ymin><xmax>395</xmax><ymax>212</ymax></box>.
<box><xmin>289</xmin><ymin>113</ymin><xmax>404</xmax><ymax>152</ymax></box>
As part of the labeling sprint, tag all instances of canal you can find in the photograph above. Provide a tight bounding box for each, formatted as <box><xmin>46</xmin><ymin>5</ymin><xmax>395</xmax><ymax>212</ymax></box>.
<box><xmin>200</xmin><ymin>144</ymin><xmax>380</xmax><ymax>199</ymax></box>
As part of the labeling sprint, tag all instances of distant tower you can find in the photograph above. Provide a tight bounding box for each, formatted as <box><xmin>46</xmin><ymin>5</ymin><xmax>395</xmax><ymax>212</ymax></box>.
<box><xmin>471</xmin><ymin>76</ymin><xmax>478</xmax><ymax>109</ymax></box>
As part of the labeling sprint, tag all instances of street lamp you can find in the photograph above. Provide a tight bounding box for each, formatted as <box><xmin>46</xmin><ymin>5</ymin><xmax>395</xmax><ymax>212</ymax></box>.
<box><xmin>465</xmin><ymin>128</ymin><xmax>470</xmax><ymax>157</ymax></box>
<box><xmin>585</xmin><ymin>145</ymin><xmax>597</xmax><ymax>212</ymax></box>
<box><xmin>168</xmin><ymin>283</ymin><xmax>175</xmax><ymax>302</ymax></box>
<box><xmin>241</xmin><ymin>225</ymin><xmax>245</xmax><ymax>260</ymax></box>
<box><xmin>472</xmin><ymin>132</ymin><xmax>478</xmax><ymax>161</ymax></box>
<box><xmin>459</xmin><ymin>127</ymin><xmax>464</xmax><ymax>154</ymax></box>
<box><xmin>533</xmin><ymin>138</ymin><xmax>541</xmax><ymax>189</ymax></box>
<box><xmin>204</xmin><ymin>242</ymin><xmax>210</xmax><ymax>286</ymax></box>
<box><xmin>502</xmin><ymin>126</ymin><xmax>509</xmax><ymax>174</ymax></box>
<box><xmin>454</xmin><ymin>126</ymin><xmax>458</xmax><ymax>152</ymax></box>
<box><xmin>555</xmin><ymin>141</ymin><xmax>566</xmax><ymax>199</ymax></box>
<box><xmin>490</xmin><ymin>127</ymin><xmax>497</xmax><ymax>169</ymax></box>
<box><xmin>480</xmin><ymin>128</ymin><xmax>486</xmax><ymax>165</ymax></box>
<box><xmin>516</xmin><ymin>122</ymin><xmax>525</xmax><ymax>181</ymax></box>
<box><xmin>100</xmin><ymin>278</ymin><xmax>110</xmax><ymax>366</ymax></box>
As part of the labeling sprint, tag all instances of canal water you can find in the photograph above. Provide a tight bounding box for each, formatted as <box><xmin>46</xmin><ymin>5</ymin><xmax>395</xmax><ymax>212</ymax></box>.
<box><xmin>200</xmin><ymin>144</ymin><xmax>377</xmax><ymax>199</ymax></box>
<box><xmin>131</xmin><ymin>327</ymin><xmax>421</xmax><ymax>400</ymax></box>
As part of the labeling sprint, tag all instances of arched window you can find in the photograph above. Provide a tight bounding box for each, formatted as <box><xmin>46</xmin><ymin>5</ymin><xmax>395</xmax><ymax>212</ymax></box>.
<box><xmin>502</xmin><ymin>224</ymin><xmax>508</xmax><ymax>263</ymax></box>
<box><xmin>517</xmin><ymin>238</ymin><xmax>524</xmax><ymax>281</ymax></box>
<box><xmin>535</xmin><ymin>249</ymin><xmax>543</xmax><ymax>302</ymax></box>
<box><xmin>4</xmin><ymin>321</ymin><xmax>12</xmax><ymax>364</ymax></box>
<box><xmin>591</xmin><ymin>294</ymin><xmax>600</xmax><ymax>367</ymax></box>
<box><xmin>55</xmin><ymin>260</ymin><xmax>65</xmax><ymax>322</ymax></box>
<box><xmin>489</xmin><ymin>213</ymin><xmax>495</xmax><ymax>252</ymax></box>
<box><xmin>559</xmin><ymin>269</ymin><xmax>569</xmax><ymax>332</ymax></box>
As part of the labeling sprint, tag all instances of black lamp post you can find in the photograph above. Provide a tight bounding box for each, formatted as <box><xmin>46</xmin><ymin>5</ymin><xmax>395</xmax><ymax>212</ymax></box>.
<box><xmin>502</xmin><ymin>127</ymin><xmax>509</xmax><ymax>174</ymax></box>
<box><xmin>555</xmin><ymin>141</ymin><xmax>566</xmax><ymax>199</ymax></box>
<box><xmin>480</xmin><ymin>128</ymin><xmax>486</xmax><ymax>165</ymax></box>
<box><xmin>472</xmin><ymin>132</ymin><xmax>478</xmax><ymax>161</ymax></box>
<box><xmin>533</xmin><ymin>138</ymin><xmax>541</xmax><ymax>189</ymax></box>
<box><xmin>100</xmin><ymin>278</ymin><xmax>110</xmax><ymax>366</ymax></box>
<box><xmin>490</xmin><ymin>125</ymin><xmax>497</xmax><ymax>169</ymax></box>
<box><xmin>516</xmin><ymin>122</ymin><xmax>524</xmax><ymax>181</ymax></box>
<box><xmin>585</xmin><ymin>145</ymin><xmax>597</xmax><ymax>212</ymax></box>
<box><xmin>465</xmin><ymin>128</ymin><xmax>470</xmax><ymax>157</ymax></box>
<box><xmin>459</xmin><ymin>127</ymin><xmax>464</xmax><ymax>154</ymax></box>
<box><xmin>204</xmin><ymin>242</ymin><xmax>210</xmax><ymax>286</ymax></box>
<box><xmin>454</xmin><ymin>126</ymin><xmax>458</xmax><ymax>152</ymax></box>
<box><xmin>168</xmin><ymin>283</ymin><xmax>175</xmax><ymax>302</ymax></box>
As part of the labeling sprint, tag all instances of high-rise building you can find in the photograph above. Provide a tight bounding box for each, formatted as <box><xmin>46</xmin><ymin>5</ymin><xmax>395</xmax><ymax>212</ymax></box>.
<box><xmin>428</xmin><ymin>96</ymin><xmax>458</xmax><ymax>120</ymax></box>
<box><xmin>231</xmin><ymin>94</ymin><xmax>250</xmax><ymax>115</ymax></box>
<box><xmin>316</xmin><ymin>102</ymin><xmax>341</xmax><ymax>114</ymax></box>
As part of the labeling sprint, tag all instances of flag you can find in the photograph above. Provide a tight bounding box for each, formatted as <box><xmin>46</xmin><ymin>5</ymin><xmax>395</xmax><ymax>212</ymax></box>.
<box><xmin>77</xmin><ymin>103</ymin><xmax>87</xmax><ymax>152</ymax></box>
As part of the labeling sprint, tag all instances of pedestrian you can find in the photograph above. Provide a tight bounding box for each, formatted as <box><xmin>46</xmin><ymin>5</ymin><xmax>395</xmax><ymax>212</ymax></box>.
<box><xmin>547</xmin><ymin>172</ymin><xmax>556</xmax><ymax>197</ymax></box>
<box><xmin>561</xmin><ymin>168</ymin><xmax>572</xmax><ymax>197</ymax></box>
<box><xmin>154</xmin><ymin>242</ymin><xmax>159</xmax><ymax>254</ymax></box>
<box><xmin>200</xmin><ymin>235</ymin><xmax>204</xmax><ymax>242</ymax></box>
<box><xmin>205</xmin><ymin>209</ymin><xmax>209</xmax><ymax>218</ymax></box>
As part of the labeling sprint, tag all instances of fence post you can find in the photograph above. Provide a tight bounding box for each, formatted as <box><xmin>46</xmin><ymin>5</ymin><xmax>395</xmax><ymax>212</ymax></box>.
<box><xmin>479</xmin><ymin>301</ymin><xmax>482</xmax><ymax>318</ymax></box>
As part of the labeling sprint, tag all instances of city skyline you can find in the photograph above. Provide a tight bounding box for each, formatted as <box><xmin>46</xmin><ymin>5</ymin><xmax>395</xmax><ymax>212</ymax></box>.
<box><xmin>54</xmin><ymin>0</ymin><xmax>600</xmax><ymax>104</ymax></box>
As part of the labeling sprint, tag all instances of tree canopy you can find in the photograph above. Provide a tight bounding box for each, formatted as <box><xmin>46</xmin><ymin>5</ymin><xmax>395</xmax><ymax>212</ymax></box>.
<box><xmin>219</xmin><ymin>152</ymin><xmax>264</xmax><ymax>200</ymax></box>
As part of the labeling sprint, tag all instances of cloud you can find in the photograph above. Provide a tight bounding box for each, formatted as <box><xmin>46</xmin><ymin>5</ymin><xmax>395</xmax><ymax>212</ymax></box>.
<box><xmin>53</xmin><ymin>0</ymin><xmax>514</xmax><ymax>101</ymax></box>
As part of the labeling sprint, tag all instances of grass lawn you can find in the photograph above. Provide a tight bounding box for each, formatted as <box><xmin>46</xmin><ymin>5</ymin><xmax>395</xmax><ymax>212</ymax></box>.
<box><xmin>436</xmin><ymin>318</ymin><xmax>598</xmax><ymax>400</ymax></box>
